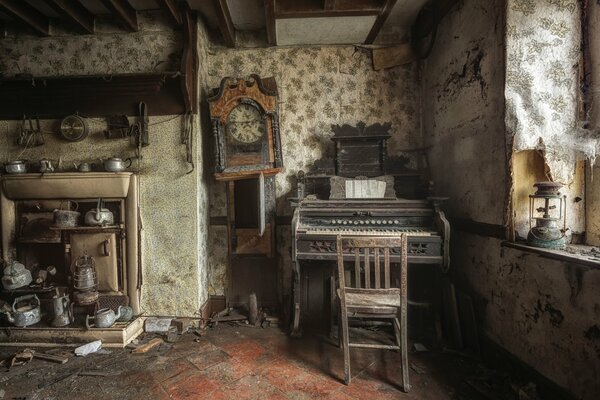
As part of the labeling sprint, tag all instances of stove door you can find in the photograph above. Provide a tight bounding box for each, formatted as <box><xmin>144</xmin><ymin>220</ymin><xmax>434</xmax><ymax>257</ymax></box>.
<box><xmin>70</xmin><ymin>233</ymin><xmax>119</xmax><ymax>292</ymax></box>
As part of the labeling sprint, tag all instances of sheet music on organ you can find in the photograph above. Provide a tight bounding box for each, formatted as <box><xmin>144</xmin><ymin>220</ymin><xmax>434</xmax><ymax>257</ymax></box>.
<box><xmin>345</xmin><ymin>179</ymin><xmax>386</xmax><ymax>199</ymax></box>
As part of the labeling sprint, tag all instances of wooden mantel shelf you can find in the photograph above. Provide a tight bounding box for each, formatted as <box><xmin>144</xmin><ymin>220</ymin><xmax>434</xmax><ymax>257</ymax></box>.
<box><xmin>0</xmin><ymin>73</ymin><xmax>187</xmax><ymax>119</ymax></box>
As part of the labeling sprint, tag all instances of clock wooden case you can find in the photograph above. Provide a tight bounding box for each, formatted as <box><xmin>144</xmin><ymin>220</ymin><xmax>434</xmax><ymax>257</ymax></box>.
<box><xmin>208</xmin><ymin>75</ymin><xmax>283</xmax><ymax>181</ymax></box>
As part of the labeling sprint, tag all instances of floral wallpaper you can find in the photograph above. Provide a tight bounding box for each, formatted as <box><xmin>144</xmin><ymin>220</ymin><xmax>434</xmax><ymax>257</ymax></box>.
<box><xmin>506</xmin><ymin>0</ymin><xmax>598</xmax><ymax>183</ymax></box>
<box><xmin>0</xmin><ymin>13</ymin><xmax>182</xmax><ymax>77</ymax></box>
<box><xmin>204</xmin><ymin>45</ymin><xmax>421</xmax><ymax>296</ymax></box>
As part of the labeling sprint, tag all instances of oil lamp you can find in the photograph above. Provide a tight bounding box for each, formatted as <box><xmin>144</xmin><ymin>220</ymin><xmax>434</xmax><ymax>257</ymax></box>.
<box><xmin>527</xmin><ymin>182</ymin><xmax>567</xmax><ymax>249</ymax></box>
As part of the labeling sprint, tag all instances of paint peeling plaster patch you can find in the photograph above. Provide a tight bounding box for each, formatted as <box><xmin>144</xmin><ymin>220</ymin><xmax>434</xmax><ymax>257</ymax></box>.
<box><xmin>531</xmin><ymin>298</ymin><xmax>565</xmax><ymax>327</ymax></box>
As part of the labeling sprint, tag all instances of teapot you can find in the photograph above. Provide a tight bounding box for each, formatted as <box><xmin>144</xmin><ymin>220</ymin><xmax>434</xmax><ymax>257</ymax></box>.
<box><xmin>1</xmin><ymin>294</ymin><xmax>41</xmax><ymax>327</ymax></box>
<box><xmin>84</xmin><ymin>198</ymin><xmax>114</xmax><ymax>226</ymax></box>
<box><xmin>86</xmin><ymin>306</ymin><xmax>122</xmax><ymax>329</ymax></box>
<box><xmin>103</xmin><ymin>157</ymin><xmax>131</xmax><ymax>172</ymax></box>
<box><xmin>73</xmin><ymin>162</ymin><xmax>93</xmax><ymax>172</ymax></box>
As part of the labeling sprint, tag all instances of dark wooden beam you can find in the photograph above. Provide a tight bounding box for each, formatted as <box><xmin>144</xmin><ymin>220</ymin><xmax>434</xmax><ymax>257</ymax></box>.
<box><xmin>364</xmin><ymin>0</ymin><xmax>397</xmax><ymax>44</ymax></box>
<box><xmin>155</xmin><ymin>0</ymin><xmax>182</xmax><ymax>26</ymax></box>
<box><xmin>264</xmin><ymin>0</ymin><xmax>276</xmax><ymax>45</ymax></box>
<box><xmin>43</xmin><ymin>0</ymin><xmax>94</xmax><ymax>34</ymax></box>
<box><xmin>0</xmin><ymin>74</ymin><xmax>187</xmax><ymax>119</ymax></box>
<box><xmin>101</xmin><ymin>0</ymin><xmax>138</xmax><ymax>32</ymax></box>
<box><xmin>0</xmin><ymin>0</ymin><xmax>50</xmax><ymax>36</ymax></box>
<box><xmin>180</xmin><ymin>4</ymin><xmax>198</xmax><ymax>113</ymax></box>
<box><xmin>212</xmin><ymin>0</ymin><xmax>235</xmax><ymax>48</ymax></box>
<box><xmin>275</xmin><ymin>9</ymin><xmax>379</xmax><ymax>18</ymax></box>
<box><xmin>324</xmin><ymin>0</ymin><xmax>337</xmax><ymax>10</ymax></box>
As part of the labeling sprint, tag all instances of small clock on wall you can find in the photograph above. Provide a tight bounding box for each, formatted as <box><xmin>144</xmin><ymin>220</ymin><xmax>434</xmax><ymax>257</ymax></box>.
<box><xmin>207</xmin><ymin>75</ymin><xmax>283</xmax><ymax>181</ymax></box>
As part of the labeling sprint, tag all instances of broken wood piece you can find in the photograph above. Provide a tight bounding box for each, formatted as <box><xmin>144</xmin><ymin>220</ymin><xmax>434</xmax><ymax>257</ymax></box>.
<box><xmin>210</xmin><ymin>315</ymin><xmax>247</xmax><ymax>322</ymax></box>
<box><xmin>248</xmin><ymin>293</ymin><xmax>258</xmax><ymax>325</ymax></box>
<box><xmin>171</xmin><ymin>318</ymin><xmax>191</xmax><ymax>334</ymax></box>
<box><xmin>132</xmin><ymin>338</ymin><xmax>163</xmax><ymax>353</ymax></box>
<box><xmin>372</xmin><ymin>44</ymin><xmax>415</xmax><ymax>70</ymax></box>
<box><xmin>33</xmin><ymin>352</ymin><xmax>69</xmax><ymax>364</ymax></box>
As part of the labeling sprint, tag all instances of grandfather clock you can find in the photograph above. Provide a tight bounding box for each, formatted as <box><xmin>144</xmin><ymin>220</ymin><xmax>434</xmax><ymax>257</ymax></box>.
<box><xmin>208</xmin><ymin>75</ymin><xmax>283</xmax><ymax>308</ymax></box>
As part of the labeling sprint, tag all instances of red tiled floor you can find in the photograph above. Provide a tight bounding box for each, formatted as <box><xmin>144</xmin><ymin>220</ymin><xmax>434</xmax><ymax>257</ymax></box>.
<box><xmin>211</xmin><ymin>374</ymin><xmax>289</xmax><ymax>400</ymax></box>
<box><xmin>162</xmin><ymin>368</ymin><xmax>221</xmax><ymax>400</ymax></box>
<box><xmin>200</xmin><ymin>357</ymin><xmax>255</xmax><ymax>384</ymax></box>
<box><xmin>186</xmin><ymin>348</ymin><xmax>231</xmax><ymax>370</ymax></box>
<box><xmin>221</xmin><ymin>339</ymin><xmax>268</xmax><ymax>361</ymax></box>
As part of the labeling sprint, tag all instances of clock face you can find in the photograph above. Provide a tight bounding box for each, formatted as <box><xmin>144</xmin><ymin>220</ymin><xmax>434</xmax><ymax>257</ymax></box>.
<box><xmin>226</xmin><ymin>104</ymin><xmax>265</xmax><ymax>144</ymax></box>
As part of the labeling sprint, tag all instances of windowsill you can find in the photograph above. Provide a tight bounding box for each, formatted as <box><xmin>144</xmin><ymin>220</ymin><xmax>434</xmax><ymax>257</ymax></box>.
<box><xmin>501</xmin><ymin>241</ymin><xmax>600</xmax><ymax>268</ymax></box>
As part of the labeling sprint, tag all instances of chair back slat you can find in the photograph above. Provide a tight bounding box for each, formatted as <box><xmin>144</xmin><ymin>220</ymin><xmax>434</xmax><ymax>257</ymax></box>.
<box><xmin>364</xmin><ymin>248</ymin><xmax>371</xmax><ymax>289</ymax></box>
<box><xmin>374</xmin><ymin>248</ymin><xmax>380</xmax><ymax>289</ymax></box>
<box><xmin>337</xmin><ymin>235</ymin><xmax>407</xmax><ymax>293</ymax></box>
<box><xmin>354</xmin><ymin>248</ymin><xmax>361</xmax><ymax>288</ymax></box>
<box><xmin>384</xmin><ymin>247</ymin><xmax>390</xmax><ymax>289</ymax></box>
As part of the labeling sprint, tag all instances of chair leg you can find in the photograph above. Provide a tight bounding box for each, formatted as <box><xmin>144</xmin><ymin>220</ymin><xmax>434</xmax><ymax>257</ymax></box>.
<box><xmin>394</xmin><ymin>317</ymin><xmax>410</xmax><ymax>392</ymax></box>
<box><xmin>340</xmin><ymin>305</ymin><xmax>351</xmax><ymax>385</ymax></box>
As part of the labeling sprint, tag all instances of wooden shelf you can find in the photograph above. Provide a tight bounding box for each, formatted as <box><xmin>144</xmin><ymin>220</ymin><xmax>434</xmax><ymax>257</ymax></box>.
<box><xmin>17</xmin><ymin>237</ymin><xmax>62</xmax><ymax>244</ymax></box>
<box><xmin>50</xmin><ymin>225</ymin><xmax>123</xmax><ymax>233</ymax></box>
<box><xmin>0</xmin><ymin>73</ymin><xmax>187</xmax><ymax>119</ymax></box>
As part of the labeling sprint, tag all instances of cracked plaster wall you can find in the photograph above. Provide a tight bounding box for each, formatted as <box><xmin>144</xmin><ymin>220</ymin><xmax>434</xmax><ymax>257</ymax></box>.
<box><xmin>423</xmin><ymin>1</ymin><xmax>600</xmax><ymax>398</ymax></box>
<box><xmin>0</xmin><ymin>12</ymin><xmax>208</xmax><ymax>316</ymax></box>
<box><xmin>586</xmin><ymin>3</ymin><xmax>600</xmax><ymax>246</ymax></box>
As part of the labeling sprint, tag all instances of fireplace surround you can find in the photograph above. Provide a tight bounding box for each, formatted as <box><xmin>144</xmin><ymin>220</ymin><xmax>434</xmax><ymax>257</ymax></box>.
<box><xmin>0</xmin><ymin>172</ymin><xmax>142</xmax><ymax>346</ymax></box>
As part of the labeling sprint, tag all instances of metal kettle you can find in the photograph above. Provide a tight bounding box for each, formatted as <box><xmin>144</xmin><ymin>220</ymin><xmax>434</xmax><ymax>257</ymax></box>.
<box><xmin>84</xmin><ymin>198</ymin><xmax>114</xmax><ymax>226</ymax></box>
<box><xmin>2</xmin><ymin>294</ymin><xmax>41</xmax><ymax>327</ymax></box>
<box><xmin>50</xmin><ymin>290</ymin><xmax>73</xmax><ymax>327</ymax></box>
<box><xmin>86</xmin><ymin>306</ymin><xmax>123</xmax><ymax>329</ymax></box>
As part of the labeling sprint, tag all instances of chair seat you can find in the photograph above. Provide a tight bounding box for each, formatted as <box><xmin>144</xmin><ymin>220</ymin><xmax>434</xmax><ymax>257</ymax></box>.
<box><xmin>347</xmin><ymin>305</ymin><xmax>398</xmax><ymax>315</ymax></box>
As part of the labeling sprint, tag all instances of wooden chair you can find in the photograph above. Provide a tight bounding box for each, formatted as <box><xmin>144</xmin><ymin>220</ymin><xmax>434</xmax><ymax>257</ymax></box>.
<box><xmin>336</xmin><ymin>234</ymin><xmax>410</xmax><ymax>392</ymax></box>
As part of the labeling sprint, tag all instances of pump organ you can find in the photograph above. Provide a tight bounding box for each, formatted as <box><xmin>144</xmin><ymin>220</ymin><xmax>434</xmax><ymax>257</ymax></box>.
<box><xmin>290</xmin><ymin>122</ymin><xmax>450</xmax><ymax>335</ymax></box>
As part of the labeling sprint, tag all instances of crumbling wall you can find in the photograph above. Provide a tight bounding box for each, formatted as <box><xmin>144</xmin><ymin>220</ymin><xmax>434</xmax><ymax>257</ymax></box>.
<box><xmin>422</xmin><ymin>0</ymin><xmax>506</xmax><ymax>225</ymax></box>
<box><xmin>0</xmin><ymin>13</ymin><xmax>207</xmax><ymax>316</ymax></box>
<box><xmin>453</xmin><ymin>233</ymin><xmax>600</xmax><ymax>399</ymax></box>
<box><xmin>423</xmin><ymin>0</ymin><xmax>600</xmax><ymax>398</ymax></box>
<box><xmin>586</xmin><ymin>3</ymin><xmax>600</xmax><ymax>246</ymax></box>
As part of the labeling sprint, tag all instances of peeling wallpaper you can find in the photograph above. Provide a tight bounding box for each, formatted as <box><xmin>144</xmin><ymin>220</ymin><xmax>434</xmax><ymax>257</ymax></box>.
<box><xmin>204</xmin><ymin>45</ymin><xmax>421</xmax><ymax>296</ymax></box>
<box><xmin>0</xmin><ymin>13</ymin><xmax>205</xmax><ymax>316</ymax></box>
<box><xmin>506</xmin><ymin>0</ymin><xmax>598</xmax><ymax>183</ymax></box>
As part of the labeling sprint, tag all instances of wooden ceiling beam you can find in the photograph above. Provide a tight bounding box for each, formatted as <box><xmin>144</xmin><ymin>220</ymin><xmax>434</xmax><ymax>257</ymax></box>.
<box><xmin>364</xmin><ymin>0</ymin><xmax>397</xmax><ymax>44</ymax></box>
<box><xmin>212</xmin><ymin>0</ymin><xmax>235</xmax><ymax>48</ymax></box>
<box><xmin>0</xmin><ymin>0</ymin><xmax>50</xmax><ymax>36</ymax></box>
<box><xmin>275</xmin><ymin>9</ymin><xmax>379</xmax><ymax>18</ymax></box>
<box><xmin>264</xmin><ymin>0</ymin><xmax>276</xmax><ymax>46</ymax></box>
<box><xmin>43</xmin><ymin>0</ymin><xmax>95</xmax><ymax>34</ymax></box>
<box><xmin>155</xmin><ymin>0</ymin><xmax>182</xmax><ymax>26</ymax></box>
<box><xmin>101</xmin><ymin>0</ymin><xmax>138</xmax><ymax>32</ymax></box>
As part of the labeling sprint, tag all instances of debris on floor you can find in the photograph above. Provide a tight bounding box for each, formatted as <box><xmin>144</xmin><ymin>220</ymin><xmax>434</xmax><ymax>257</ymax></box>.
<box><xmin>0</xmin><ymin>325</ymin><xmax>546</xmax><ymax>400</ymax></box>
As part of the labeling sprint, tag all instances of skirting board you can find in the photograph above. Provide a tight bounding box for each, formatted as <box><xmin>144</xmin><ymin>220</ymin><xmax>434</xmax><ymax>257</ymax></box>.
<box><xmin>0</xmin><ymin>317</ymin><xmax>145</xmax><ymax>348</ymax></box>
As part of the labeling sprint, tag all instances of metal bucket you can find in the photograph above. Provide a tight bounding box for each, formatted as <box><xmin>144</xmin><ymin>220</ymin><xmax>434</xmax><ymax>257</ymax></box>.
<box><xmin>53</xmin><ymin>201</ymin><xmax>80</xmax><ymax>227</ymax></box>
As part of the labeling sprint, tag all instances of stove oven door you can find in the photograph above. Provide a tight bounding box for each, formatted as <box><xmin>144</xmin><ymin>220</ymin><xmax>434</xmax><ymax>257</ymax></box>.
<box><xmin>70</xmin><ymin>233</ymin><xmax>120</xmax><ymax>292</ymax></box>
